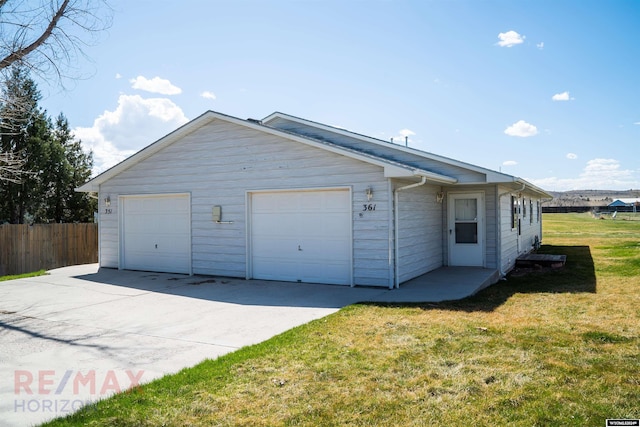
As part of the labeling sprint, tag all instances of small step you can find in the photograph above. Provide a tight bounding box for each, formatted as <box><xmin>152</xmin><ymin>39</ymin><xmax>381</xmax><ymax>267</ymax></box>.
<box><xmin>516</xmin><ymin>253</ymin><xmax>567</xmax><ymax>268</ymax></box>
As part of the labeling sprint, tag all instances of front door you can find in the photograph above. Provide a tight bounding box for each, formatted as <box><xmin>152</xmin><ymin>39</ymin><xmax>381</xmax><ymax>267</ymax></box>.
<box><xmin>448</xmin><ymin>192</ymin><xmax>484</xmax><ymax>266</ymax></box>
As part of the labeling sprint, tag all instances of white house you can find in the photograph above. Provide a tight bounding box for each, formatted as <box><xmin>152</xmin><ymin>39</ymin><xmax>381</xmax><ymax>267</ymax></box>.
<box><xmin>77</xmin><ymin>111</ymin><xmax>552</xmax><ymax>289</ymax></box>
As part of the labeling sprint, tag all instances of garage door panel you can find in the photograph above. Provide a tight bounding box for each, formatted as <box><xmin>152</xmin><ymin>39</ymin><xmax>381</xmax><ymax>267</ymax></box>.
<box><xmin>122</xmin><ymin>194</ymin><xmax>191</xmax><ymax>274</ymax></box>
<box><xmin>252</xmin><ymin>213</ymin><xmax>297</xmax><ymax>236</ymax></box>
<box><xmin>252</xmin><ymin>257</ymin><xmax>298</xmax><ymax>281</ymax></box>
<box><xmin>298</xmin><ymin>237</ymin><xmax>349</xmax><ymax>254</ymax></box>
<box><xmin>251</xmin><ymin>189</ymin><xmax>351</xmax><ymax>285</ymax></box>
<box><xmin>298</xmin><ymin>261</ymin><xmax>350</xmax><ymax>285</ymax></box>
<box><xmin>252</xmin><ymin>237</ymin><xmax>298</xmax><ymax>256</ymax></box>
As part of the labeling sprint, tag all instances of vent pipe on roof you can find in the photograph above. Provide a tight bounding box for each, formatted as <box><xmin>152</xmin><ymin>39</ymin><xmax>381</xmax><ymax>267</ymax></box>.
<box><xmin>405</xmin><ymin>136</ymin><xmax>408</xmax><ymax>147</ymax></box>
<box><xmin>390</xmin><ymin>137</ymin><xmax>394</xmax><ymax>144</ymax></box>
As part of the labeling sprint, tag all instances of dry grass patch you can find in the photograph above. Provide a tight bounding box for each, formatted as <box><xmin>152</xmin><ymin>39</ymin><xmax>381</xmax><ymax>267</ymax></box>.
<box><xmin>46</xmin><ymin>214</ymin><xmax>640</xmax><ymax>426</ymax></box>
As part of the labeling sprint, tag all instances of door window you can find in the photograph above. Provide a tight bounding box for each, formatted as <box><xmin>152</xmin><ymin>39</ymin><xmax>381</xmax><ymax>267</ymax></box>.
<box><xmin>454</xmin><ymin>199</ymin><xmax>478</xmax><ymax>244</ymax></box>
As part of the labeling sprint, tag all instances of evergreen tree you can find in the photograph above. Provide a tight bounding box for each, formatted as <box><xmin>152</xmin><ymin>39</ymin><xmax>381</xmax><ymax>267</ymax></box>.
<box><xmin>47</xmin><ymin>113</ymin><xmax>95</xmax><ymax>223</ymax></box>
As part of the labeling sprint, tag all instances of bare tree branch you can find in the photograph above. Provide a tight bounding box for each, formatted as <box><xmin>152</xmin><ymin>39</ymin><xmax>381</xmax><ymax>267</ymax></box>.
<box><xmin>0</xmin><ymin>1</ymin><xmax>111</xmax><ymax>182</ymax></box>
<box><xmin>0</xmin><ymin>0</ymin><xmax>112</xmax><ymax>85</ymax></box>
<box><xmin>0</xmin><ymin>0</ymin><xmax>69</xmax><ymax>70</ymax></box>
<box><xmin>0</xmin><ymin>150</ymin><xmax>26</xmax><ymax>183</ymax></box>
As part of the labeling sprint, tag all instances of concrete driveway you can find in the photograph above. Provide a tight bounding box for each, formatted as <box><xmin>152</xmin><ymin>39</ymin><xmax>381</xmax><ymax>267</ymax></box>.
<box><xmin>0</xmin><ymin>264</ymin><xmax>395</xmax><ymax>426</ymax></box>
<box><xmin>0</xmin><ymin>264</ymin><xmax>493</xmax><ymax>426</ymax></box>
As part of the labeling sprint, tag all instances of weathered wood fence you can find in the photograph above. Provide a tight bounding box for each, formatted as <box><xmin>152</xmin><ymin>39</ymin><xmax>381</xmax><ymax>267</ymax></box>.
<box><xmin>0</xmin><ymin>223</ymin><xmax>98</xmax><ymax>276</ymax></box>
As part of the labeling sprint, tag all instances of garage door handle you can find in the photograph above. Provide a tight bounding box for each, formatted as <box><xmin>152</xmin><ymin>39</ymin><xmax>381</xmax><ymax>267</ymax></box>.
<box><xmin>298</xmin><ymin>245</ymin><xmax>302</xmax><ymax>251</ymax></box>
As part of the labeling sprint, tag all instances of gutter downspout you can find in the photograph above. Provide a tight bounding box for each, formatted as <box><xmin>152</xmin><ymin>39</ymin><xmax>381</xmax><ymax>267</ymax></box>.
<box><xmin>496</xmin><ymin>182</ymin><xmax>526</xmax><ymax>278</ymax></box>
<box><xmin>394</xmin><ymin>176</ymin><xmax>428</xmax><ymax>289</ymax></box>
<box><xmin>387</xmin><ymin>179</ymin><xmax>395</xmax><ymax>290</ymax></box>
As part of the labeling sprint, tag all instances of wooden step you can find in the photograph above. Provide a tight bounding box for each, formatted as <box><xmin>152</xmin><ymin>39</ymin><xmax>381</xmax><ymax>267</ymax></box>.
<box><xmin>516</xmin><ymin>253</ymin><xmax>567</xmax><ymax>268</ymax></box>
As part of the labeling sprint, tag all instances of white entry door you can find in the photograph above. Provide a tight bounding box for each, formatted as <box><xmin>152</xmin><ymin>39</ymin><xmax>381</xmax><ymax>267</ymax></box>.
<box><xmin>448</xmin><ymin>192</ymin><xmax>484</xmax><ymax>267</ymax></box>
<box><xmin>250</xmin><ymin>189</ymin><xmax>352</xmax><ymax>285</ymax></box>
<box><xmin>121</xmin><ymin>194</ymin><xmax>191</xmax><ymax>274</ymax></box>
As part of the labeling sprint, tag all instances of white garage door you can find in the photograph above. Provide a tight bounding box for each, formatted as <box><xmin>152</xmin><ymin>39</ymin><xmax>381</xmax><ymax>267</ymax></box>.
<box><xmin>121</xmin><ymin>194</ymin><xmax>191</xmax><ymax>274</ymax></box>
<box><xmin>251</xmin><ymin>189</ymin><xmax>352</xmax><ymax>285</ymax></box>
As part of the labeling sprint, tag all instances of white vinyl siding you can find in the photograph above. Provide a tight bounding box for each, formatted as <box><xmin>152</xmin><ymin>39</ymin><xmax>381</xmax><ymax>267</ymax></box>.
<box><xmin>98</xmin><ymin>119</ymin><xmax>392</xmax><ymax>286</ymax></box>
<box><xmin>497</xmin><ymin>185</ymin><xmax>543</xmax><ymax>273</ymax></box>
<box><xmin>518</xmin><ymin>195</ymin><xmax>543</xmax><ymax>252</ymax></box>
<box><xmin>395</xmin><ymin>182</ymin><xmax>443</xmax><ymax>283</ymax></box>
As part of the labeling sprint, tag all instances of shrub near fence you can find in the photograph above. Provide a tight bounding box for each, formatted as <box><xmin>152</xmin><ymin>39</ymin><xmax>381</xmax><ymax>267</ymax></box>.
<box><xmin>0</xmin><ymin>223</ymin><xmax>98</xmax><ymax>276</ymax></box>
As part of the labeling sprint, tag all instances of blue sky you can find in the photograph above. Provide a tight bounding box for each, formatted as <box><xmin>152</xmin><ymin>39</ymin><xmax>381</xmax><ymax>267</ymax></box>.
<box><xmin>38</xmin><ymin>0</ymin><xmax>640</xmax><ymax>191</ymax></box>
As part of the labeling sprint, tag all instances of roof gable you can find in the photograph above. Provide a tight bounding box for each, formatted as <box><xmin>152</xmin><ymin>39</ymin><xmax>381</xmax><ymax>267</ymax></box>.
<box><xmin>77</xmin><ymin>110</ymin><xmax>456</xmax><ymax>192</ymax></box>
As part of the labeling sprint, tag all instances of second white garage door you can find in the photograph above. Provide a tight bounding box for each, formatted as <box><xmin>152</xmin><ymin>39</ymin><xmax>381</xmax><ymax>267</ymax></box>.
<box><xmin>121</xmin><ymin>194</ymin><xmax>191</xmax><ymax>274</ymax></box>
<box><xmin>250</xmin><ymin>189</ymin><xmax>352</xmax><ymax>285</ymax></box>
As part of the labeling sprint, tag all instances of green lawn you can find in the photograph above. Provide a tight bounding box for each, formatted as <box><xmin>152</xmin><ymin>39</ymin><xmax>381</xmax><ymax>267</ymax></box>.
<box><xmin>0</xmin><ymin>270</ymin><xmax>46</xmax><ymax>282</ymax></box>
<box><xmin>45</xmin><ymin>213</ymin><xmax>640</xmax><ymax>426</ymax></box>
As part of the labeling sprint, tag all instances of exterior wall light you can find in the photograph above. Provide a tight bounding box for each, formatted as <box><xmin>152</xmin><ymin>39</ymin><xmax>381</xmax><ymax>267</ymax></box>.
<box><xmin>365</xmin><ymin>187</ymin><xmax>373</xmax><ymax>201</ymax></box>
<box><xmin>104</xmin><ymin>195</ymin><xmax>111</xmax><ymax>207</ymax></box>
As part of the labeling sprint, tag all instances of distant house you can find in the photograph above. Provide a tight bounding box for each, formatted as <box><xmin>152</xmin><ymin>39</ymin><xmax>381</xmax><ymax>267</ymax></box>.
<box><xmin>608</xmin><ymin>198</ymin><xmax>639</xmax><ymax>213</ymax></box>
<box><xmin>608</xmin><ymin>198</ymin><xmax>640</xmax><ymax>208</ymax></box>
<box><xmin>77</xmin><ymin>111</ymin><xmax>551</xmax><ymax>289</ymax></box>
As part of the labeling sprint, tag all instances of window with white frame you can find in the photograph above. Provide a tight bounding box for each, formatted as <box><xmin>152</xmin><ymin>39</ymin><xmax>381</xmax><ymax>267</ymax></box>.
<box><xmin>530</xmin><ymin>199</ymin><xmax>533</xmax><ymax>224</ymax></box>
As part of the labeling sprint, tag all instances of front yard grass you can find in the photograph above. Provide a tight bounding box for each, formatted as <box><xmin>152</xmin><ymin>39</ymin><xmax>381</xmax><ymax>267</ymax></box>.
<box><xmin>0</xmin><ymin>269</ymin><xmax>46</xmax><ymax>282</ymax></box>
<box><xmin>45</xmin><ymin>213</ymin><xmax>639</xmax><ymax>426</ymax></box>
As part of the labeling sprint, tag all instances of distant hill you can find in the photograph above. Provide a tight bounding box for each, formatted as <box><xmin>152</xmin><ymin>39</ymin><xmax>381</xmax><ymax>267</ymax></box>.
<box><xmin>544</xmin><ymin>189</ymin><xmax>640</xmax><ymax>207</ymax></box>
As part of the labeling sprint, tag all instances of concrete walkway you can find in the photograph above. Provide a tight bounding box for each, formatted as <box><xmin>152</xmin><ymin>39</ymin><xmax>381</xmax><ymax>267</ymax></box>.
<box><xmin>0</xmin><ymin>264</ymin><xmax>496</xmax><ymax>426</ymax></box>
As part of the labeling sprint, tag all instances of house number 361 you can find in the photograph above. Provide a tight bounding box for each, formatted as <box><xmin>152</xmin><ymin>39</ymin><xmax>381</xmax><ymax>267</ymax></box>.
<box><xmin>362</xmin><ymin>204</ymin><xmax>376</xmax><ymax>211</ymax></box>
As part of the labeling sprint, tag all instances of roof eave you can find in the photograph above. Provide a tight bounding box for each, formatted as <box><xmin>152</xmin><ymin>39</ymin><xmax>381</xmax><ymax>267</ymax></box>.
<box><xmin>262</xmin><ymin>112</ymin><xmax>518</xmax><ymax>181</ymax></box>
<box><xmin>514</xmin><ymin>178</ymin><xmax>554</xmax><ymax>199</ymax></box>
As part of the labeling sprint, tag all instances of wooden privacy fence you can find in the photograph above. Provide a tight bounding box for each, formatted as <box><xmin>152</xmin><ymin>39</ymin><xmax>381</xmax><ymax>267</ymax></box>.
<box><xmin>0</xmin><ymin>223</ymin><xmax>98</xmax><ymax>276</ymax></box>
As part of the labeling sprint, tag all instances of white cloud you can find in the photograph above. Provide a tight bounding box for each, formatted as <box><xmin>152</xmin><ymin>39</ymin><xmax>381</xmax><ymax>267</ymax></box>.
<box><xmin>497</xmin><ymin>30</ymin><xmax>525</xmax><ymax>47</ymax></box>
<box><xmin>634</xmin><ymin>122</ymin><xmax>640</xmax><ymax>125</ymax></box>
<box><xmin>552</xmin><ymin>91</ymin><xmax>572</xmax><ymax>101</ymax></box>
<box><xmin>536</xmin><ymin>42</ymin><xmax>544</xmax><ymax>50</ymax></box>
<box><xmin>390</xmin><ymin>129</ymin><xmax>416</xmax><ymax>144</ymax></box>
<box><xmin>529</xmin><ymin>158</ymin><xmax>640</xmax><ymax>191</ymax></box>
<box><xmin>130</xmin><ymin>76</ymin><xmax>182</xmax><ymax>95</ymax></box>
<box><xmin>504</xmin><ymin>120</ymin><xmax>538</xmax><ymax>137</ymax></box>
<box><xmin>115</xmin><ymin>73</ymin><xmax>122</xmax><ymax>79</ymax></box>
<box><xmin>502</xmin><ymin>160</ymin><xmax>518</xmax><ymax>166</ymax></box>
<box><xmin>75</xmin><ymin>94</ymin><xmax>189</xmax><ymax>173</ymax></box>
<box><xmin>200</xmin><ymin>91</ymin><xmax>217</xmax><ymax>100</ymax></box>
<box><xmin>566</xmin><ymin>153</ymin><xmax>578</xmax><ymax>160</ymax></box>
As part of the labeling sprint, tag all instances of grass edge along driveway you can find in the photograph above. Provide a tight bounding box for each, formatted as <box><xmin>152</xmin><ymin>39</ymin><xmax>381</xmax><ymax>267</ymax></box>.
<box><xmin>45</xmin><ymin>213</ymin><xmax>639</xmax><ymax>426</ymax></box>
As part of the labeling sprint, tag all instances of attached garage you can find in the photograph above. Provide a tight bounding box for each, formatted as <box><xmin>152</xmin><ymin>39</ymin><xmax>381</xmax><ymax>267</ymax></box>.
<box><xmin>249</xmin><ymin>189</ymin><xmax>352</xmax><ymax>285</ymax></box>
<box><xmin>120</xmin><ymin>194</ymin><xmax>191</xmax><ymax>274</ymax></box>
<box><xmin>78</xmin><ymin>110</ymin><xmax>550</xmax><ymax>289</ymax></box>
